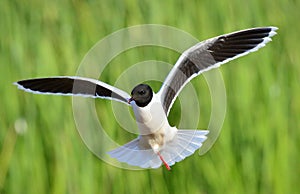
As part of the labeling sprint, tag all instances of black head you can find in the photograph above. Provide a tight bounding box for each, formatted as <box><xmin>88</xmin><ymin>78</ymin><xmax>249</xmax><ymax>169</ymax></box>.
<box><xmin>129</xmin><ymin>84</ymin><xmax>153</xmax><ymax>107</ymax></box>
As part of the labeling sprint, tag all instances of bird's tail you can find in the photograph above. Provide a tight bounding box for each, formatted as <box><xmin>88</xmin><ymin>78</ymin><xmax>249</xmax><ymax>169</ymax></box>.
<box><xmin>107</xmin><ymin>129</ymin><xmax>208</xmax><ymax>169</ymax></box>
<box><xmin>107</xmin><ymin>138</ymin><xmax>162</xmax><ymax>169</ymax></box>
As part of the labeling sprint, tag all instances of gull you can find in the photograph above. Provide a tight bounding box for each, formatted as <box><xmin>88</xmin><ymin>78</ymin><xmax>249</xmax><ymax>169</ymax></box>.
<box><xmin>15</xmin><ymin>27</ymin><xmax>278</xmax><ymax>170</ymax></box>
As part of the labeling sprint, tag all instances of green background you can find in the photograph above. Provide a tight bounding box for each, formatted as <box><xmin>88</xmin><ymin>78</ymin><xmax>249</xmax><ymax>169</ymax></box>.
<box><xmin>1</xmin><ymin>0</ymin><xmax>299</xmax><ymax>194</ymax></box>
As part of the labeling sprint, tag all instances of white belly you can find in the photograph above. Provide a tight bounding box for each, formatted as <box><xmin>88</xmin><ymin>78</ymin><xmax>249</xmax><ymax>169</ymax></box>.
<box><xmin>131</xmin><ymin>93</ymin><xmax>177</xmax><ymax>151</ymax></box>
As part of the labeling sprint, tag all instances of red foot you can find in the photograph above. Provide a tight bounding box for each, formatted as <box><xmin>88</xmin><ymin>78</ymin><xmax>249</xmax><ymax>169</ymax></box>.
<box><xmin>157</xmin><ymin>152</ymin><xmax>171</xmax><ymax>171</ymax></box>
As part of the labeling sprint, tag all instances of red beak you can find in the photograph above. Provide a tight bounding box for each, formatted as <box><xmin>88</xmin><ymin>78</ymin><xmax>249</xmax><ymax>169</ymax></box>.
<box><xmin>128</xmin><ymin>97</ymin><xmax>133</xmax><ymax>104</ymax></box>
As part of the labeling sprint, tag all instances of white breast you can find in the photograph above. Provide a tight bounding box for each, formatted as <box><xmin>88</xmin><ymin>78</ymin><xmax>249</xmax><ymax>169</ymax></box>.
<box><xmin>131</xmin><ymin>93</ymin><xmax>171</xmax><ymax>135</ymax></box>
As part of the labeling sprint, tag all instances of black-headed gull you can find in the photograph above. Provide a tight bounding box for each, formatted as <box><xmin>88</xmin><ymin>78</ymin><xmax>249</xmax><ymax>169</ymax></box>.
<box><xmin>15</xmin><ymin>27</ymin><xmax>278</xmax><ymax>170</ymax></box>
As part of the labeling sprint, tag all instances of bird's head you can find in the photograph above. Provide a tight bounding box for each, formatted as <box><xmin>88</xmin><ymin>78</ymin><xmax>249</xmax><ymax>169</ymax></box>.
<box><xmin>128</xmin><ymin>84</ymin><xmax>153</xmax><ymax>107</ymax></box>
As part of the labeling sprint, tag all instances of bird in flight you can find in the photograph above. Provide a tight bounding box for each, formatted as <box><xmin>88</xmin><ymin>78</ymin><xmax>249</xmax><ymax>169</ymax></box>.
<box><xmin>15</xmin><ymin>27</ymin><xmax>277</xmax><ymax>170</ymax></box>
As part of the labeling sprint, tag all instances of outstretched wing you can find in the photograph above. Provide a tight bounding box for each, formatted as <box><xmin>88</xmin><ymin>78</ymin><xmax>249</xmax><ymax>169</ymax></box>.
<box><xmin>158</xmin><ymin>27</ymin><xmax>278</xmax><ymax>115</ymax></box>
<box><xmin>15</xmin><ymin>76</ymin><xmax>131</xmax><ymax>104</ymax></box>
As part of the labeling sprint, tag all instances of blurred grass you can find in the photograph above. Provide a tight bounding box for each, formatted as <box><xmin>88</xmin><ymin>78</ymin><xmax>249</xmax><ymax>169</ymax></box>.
<box><xmin>1</xmin><ymin>0</ymin><xmax>300</xmax><ymax>193</ymax></box>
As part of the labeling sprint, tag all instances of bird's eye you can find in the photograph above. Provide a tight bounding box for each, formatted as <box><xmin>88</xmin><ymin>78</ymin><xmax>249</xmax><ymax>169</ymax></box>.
<box><xmin>138</xmin><ymin>90</ymin><xmax>145</xmax><ymax>95</ymax></box>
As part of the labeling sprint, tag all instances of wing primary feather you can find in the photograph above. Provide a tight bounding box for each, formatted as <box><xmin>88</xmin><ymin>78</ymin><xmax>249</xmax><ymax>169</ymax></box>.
<box><xmin>158</xmin><ymin>27</ymin><xmax>278</xmax><ymax>115</ymax></box>
<box><xmin>15</xmin><ymin>76</ymin><xmax>130</xmax><ymax>104</ymax></box>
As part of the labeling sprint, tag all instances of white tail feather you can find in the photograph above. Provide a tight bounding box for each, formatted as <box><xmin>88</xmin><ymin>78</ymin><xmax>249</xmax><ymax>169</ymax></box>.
<box><xmin>108</xmin><ymin>130</ymin><xmax>209</xmax><ymax>169</ymax></box>
<box><xmin>160</xmin><ymin>130</ymin><xmax>208</xmax><ymax>167</ymax></box>
<box><xmin>107</xmin><ymin>138</ymin><xmax>162</xmax><ymax>168</ymax></box>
